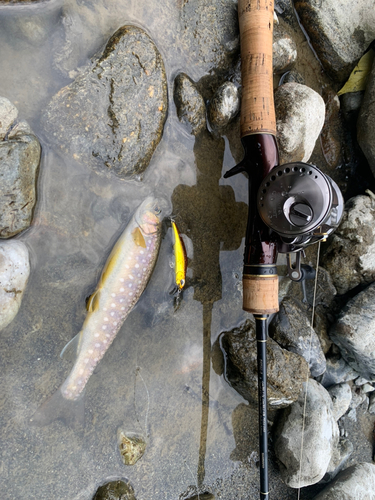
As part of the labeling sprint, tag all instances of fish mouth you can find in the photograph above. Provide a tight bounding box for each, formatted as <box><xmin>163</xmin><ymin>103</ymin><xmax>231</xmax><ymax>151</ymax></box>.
<box><xmin>134</xmin><ymin>196</ymin><xmax>170</xmax><ymax>233</ymax></box>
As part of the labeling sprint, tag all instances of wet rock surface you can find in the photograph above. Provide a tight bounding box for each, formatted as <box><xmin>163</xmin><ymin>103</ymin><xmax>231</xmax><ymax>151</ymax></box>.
<box><xmin>294</xmin><ymin>0</ymin><xmax>375</xmax><ymax>82</ymax></box>
<box><xmin>273</xmin><ymin>23</ymin><xmax>297</xmax><ymax>74</ymax></box>
<box><xmin>275</xmin><ymin>82</ymin><xmax>325</xmax><ymax>164</ymax></box>
<box><xmin>321</xmin><ymin>193</ymin><xmax>375</xmax><ymax>295</ymax></box>
<box><xmin>313</xmin><ymin>462</ymin><xmax>375</xmax><ymax>500</ymax></box>
<box><xmin>0</xmin><ymin>98</ymin><xmax>41</xmax><ymax>238</ymax></box>
<box><xmin>274</xmin><ymin>379</ymin><xmax>340</xmax><ymax>488</ymax></box>
<box><xmin>329</xmin><ymin>281</ymin><xmax>375</xmax><ymax>381</ymax></box>
<box><xmin>42</xmin><ymin>25</ymin><xmax>167</xmax><ymax>179</ymax></box>
<box><xmin>221</xmin><ymin>319</ymin><xmax>309</xmax><ymax>408</ymax></box>
<box><xmin>0</xmin><ymin>240</ymin><xmax>30</xmax><ymax>331</ymax></box>
<box><xmin>327</xmin><ymin>383</ymin><xmax>352</xmax><ymax>421</ymax></box>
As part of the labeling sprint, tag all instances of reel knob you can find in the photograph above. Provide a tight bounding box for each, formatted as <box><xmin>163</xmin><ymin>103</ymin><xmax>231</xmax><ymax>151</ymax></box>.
<box><xmin>257</xmin><ymin>162</ymin><xmax>344</xmax><ymax>252</ymax></box>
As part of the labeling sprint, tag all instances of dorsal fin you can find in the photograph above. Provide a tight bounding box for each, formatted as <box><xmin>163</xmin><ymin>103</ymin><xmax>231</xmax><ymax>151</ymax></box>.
<box><xmin>132</xmin><ymin>227</ymin><xmax>146</xmax><ymax>248</ymax></box>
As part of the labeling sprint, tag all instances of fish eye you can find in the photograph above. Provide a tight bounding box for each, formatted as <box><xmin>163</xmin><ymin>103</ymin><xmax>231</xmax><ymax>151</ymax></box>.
<box><xmin>154</xmin><ymin>206</ymin><xmax>162</xmax><ymax>215</ymax></box>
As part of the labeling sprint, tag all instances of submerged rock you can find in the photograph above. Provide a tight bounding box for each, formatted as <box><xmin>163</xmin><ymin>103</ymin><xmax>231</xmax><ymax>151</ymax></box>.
<box><xmin>0</xmin><ymin>98</ymin><xmax>41</xmax><ymax>238</ymax></box>
<box><xmin>321</xmin><ymin>193</ymin><xmax>375</xmax><ymax>295</ymax></box>
<box><xmin>221</xmin><ymin>319</ymin><xmax>308</xmax><ymax>408</ymax></box>
<box><xmin>117</xmin><ymin>431</ymin><xmax>147</xmax><ymax>466</ymax></box>
<box><xmin>294</xmin><ymin>0</ymin><xmax>375</xmax><ymax>82</ymax></box>
<box><xmin>329</xmin><ymin>282</ymin><xmax>375</xmax><ymax>381</ymax></box>
<box><xmin>269</xmin><ymin>297</ymin><xmax>326</xmax><ymax>377</ymax></box>
<box><xmin>92</xmin><ymin>479</ymin><xmax>136</xmax><ymax>500</ymax></box>
<box><xmin>313</xmin><ymin>462</ymin><xmax>375</xmax><ymax>500</ymax></box>
<box><xmin>173</xmin><ymin>73</ymin><xmax>206</xmax><ymax>136</ymax></box>
<box><xmin>275</xmin><ymin>82</ymin><xmax>325</xmax><ymax>164</ymax></box>
<box><xmin>42</xmin><ymin>25</ymin><xmax>167</xmax><ymax>179</ymax></box>
<box><xmin>0</xmin><ymin>240</ymin><xmax>30</xmax><ymax>331</ymax></box>
<box><xmin>274</xmin><ymin>379</ymin><xmax>340</xmax><ymax>488</ymax></box>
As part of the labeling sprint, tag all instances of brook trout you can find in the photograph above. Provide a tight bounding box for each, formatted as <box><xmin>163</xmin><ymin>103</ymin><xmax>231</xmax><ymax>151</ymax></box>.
<box><xmin>60</xmin><ymin>196</ymin><xmax>166</xmax><ymax>400</ymax></box>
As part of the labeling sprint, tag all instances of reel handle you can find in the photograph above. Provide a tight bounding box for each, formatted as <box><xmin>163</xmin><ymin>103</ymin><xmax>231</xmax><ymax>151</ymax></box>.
<box><xmin>239</xmin><ymin>0</ymin><xmax>277</xmax><ymax>137</ymax></box>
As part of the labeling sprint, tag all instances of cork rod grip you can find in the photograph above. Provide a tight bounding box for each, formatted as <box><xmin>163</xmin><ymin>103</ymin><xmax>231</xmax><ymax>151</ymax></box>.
<box><xmin>238</xmin><ymin>0</ymin><xmax>276</xmax><ymax>137</ymax></box>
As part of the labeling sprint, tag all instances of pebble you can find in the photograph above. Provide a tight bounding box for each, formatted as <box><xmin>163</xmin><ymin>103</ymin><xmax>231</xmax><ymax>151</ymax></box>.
<box><xmin>0</xmin><ymin>240</ymin><xmax>30</xmax><ymax>332</ymax></box>
<box><xmin>173</xmin><ymin>73</ymin><xmax>206</xmax><ymax>136</ymax></box>
<box><xmin>207</xmin><ymin>81</ymin><xmax>240</xmax><ymax>131</ymax></box>
<box><xmin>327</xmin><ymin>383</ymin><xmax>352</xmax><ymax>421</ymax></box>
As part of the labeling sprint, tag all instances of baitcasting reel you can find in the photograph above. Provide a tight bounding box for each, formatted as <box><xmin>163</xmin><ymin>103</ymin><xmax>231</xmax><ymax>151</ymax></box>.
<box><xmin>257</xmin><ymin>162</ymin><xmax>344</xmax><ymax>281</ymax></box>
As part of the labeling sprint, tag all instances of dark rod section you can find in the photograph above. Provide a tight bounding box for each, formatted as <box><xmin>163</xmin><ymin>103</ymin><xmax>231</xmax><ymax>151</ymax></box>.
<box><xmin>255</xmin><ymin>315</ymin><xmax>269</xmax><ymax>499</ymax></box>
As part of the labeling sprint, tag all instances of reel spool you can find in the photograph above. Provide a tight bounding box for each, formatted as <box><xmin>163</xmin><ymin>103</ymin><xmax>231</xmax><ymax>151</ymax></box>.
<box><xmin>257</xmin><ymin>162</ymin><xmax>344</xmax><ymax>254</ymax></box>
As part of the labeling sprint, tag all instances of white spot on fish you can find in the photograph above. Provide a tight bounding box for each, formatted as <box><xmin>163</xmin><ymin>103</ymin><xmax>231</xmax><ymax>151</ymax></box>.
<box><xmin>84</xmin><ymin>359</ymin><xmax>89</xmax><ymax>364</ymax></box>
<box><xmin>95</xmin><ymin>343</ymin><xmax>100</xmax><ymax>348</ymax></box>
<box><xmin>110</xmin><ymin>312</ymin><xmax>115</xmax><ymax>316</ymax></box>
<box><xmin>120</xmin><ymin>299</ymin><xmax>123</xmax><ymax>303</ymax></box>
<box><xmin>102</xmin><ymin>326</ymin><xmax>106</xmax><ymax>330</ymax></box>
<box><xmin>111</xmin><ymin>293</ymin><xmax>116</xmax><ymax>297</ymax></box>
<box><xmin>103</xmin><ymin>307</ymin><xmax>107</xmax><ymax>311</ymax></box>
<box><xmin>95</xmin><ymin>332</ymin><xmax>100</xmax><ymax>336</ymax></box>
<box><xmin>88</xmin><ymin>349</ymin><xmax>94</xmax><ymax>354</ymax></box>
<box><xmin>106</xmin><ymin>333</ymin><xmax>111</xmax><ymax>338</ymax></box>
<box><xmin>120</xmin><ymin>277</ymin><xmax>125</xmax><ymax>282</ymax></box>
<box><xmin>113</xmin><ymin>322</ymin><xmax>117</xmax><ymax>326</ymax></box>
<box><xmin>129</xmin><ymin>275</ymin><xmax>134</xmax><ymax>280</ymax></box>
<box><xmin>120</xmin><ymin>288</ymin><xmax>124</xmax><ymax>292</ymax></box>
<box><xmin>79</xmin><ymin>369</ymin><xmax>84</xmax><ymax>375</ymax></box>
<box><xmin>128</xmin><ymin>283</ymin><xmax>132</xmax><ymax>288</ymax></box>
<box><xmin>135</xmin><ymin>264</ymin><xmax>139</xmax><ymax>268</ymax></box>
<box><xmin>140</xmin><ymin>250</ymin><xmax>144</xmax><ymax>254</ymax></box>
<box><xmin>129</xmin><ymin>292</ymin><xmax>133</xmax><ymax>296</ymax></box>
<box><xmin>103</xmin><ymin>339</ymin><xmax>107</xmax><ymax>344</ymax></box>
<box><xmin>104</xmin><ymin>317</ymin><xmax>108</xmax><ymax>321</ymax></box>
<box><xmin>121</xmin><ymin>307</ymin><xmax>125</xmax><ymax>310</ymax></box>
<box><xmin>111</xmin><ymin>303</ymin><xmax>116</xmax><ymax>308</ymax></box>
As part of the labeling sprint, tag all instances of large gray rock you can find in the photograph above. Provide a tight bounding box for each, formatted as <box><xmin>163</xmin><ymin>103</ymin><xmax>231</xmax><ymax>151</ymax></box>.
<box><xmin>221</xmin><ymin>319</ymin><xmax>309</xmax><ymax>409</ymax></box>
<box><xmin>313</xmin><ymin>462</ymin><xmax>375</xmax><ymax>500</ymax></box>
<box><xmin>0</xmin><ymin>240</ymin><xmax>30</xmax><ymax>331</ymax></box>
<box><xmin>329</xmin><ymin>282</ymin><xmax>375</xmax><ymax>381</ymax></box>
<box><xmin>0</xmin><ymin>114</ymin><xmax>41</xmax><ymax>238</ymax></box>
<box><xmin>321</xmin><ymin>193</ymin><xmax>375</xmax><ymax>295</ymax></box>
<box><xmin>294</xmin><ymin>0</ymin><xmax>375</xmax><ymax>82</ymax></box>
<box><xmin>42</xmin><ymin>25</ymin><xmax>167</xmax><ymax>179</ymax></box>
<box><xmin>357</xmin><ymin>57</ymin><xmax>375</xmax><ymax>177</ymax></box>
<box><xmin>275</xmin><ymin>83</ymin><xmax>325</xmax><ymax>164</ymax></box>
<box><xmin>274</xmin><ymin>379</ymin><xmax>340</xmax><ymax>488</ymax></box>
<box><xmin>269</xmin><ymin>297</ymin><xmax>326</xmax><ymax>377</ymax></box>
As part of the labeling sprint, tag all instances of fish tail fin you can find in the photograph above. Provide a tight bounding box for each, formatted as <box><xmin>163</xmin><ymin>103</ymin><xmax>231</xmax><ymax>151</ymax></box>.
<box><xmin>30</xmin><ymin>387</ymin><xmax>85</xmax><ymax>431</ymax></box>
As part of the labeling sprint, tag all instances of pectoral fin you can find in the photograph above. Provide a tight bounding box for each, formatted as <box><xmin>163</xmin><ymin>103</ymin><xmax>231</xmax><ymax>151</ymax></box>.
<box><xmin>132</xmin><ymin>227</ymin><xmax>146</xmax><ymax>248</ymax></box>
<box><xmin>87</xmin><ymin>289</ymin><xmax>101</xmax><ymax>312</ymax></box>
<box><xmin>60</xmin><ymin>332</ymin><xmax>82</xmax><ymax>361</ymax></box>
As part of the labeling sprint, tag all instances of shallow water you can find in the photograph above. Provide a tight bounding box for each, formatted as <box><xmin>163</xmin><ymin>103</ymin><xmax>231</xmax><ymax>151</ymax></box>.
<box><xmin>0</xmin><ymin>1</ymin><xmax>373</xmax><ymax>499</ymax></box>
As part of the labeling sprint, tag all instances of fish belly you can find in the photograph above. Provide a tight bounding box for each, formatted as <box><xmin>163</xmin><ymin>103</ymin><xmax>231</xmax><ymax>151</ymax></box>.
<box><xmin>61</xmin><ymin>225</ymin><xmax>160</xmax><ymax>400</ymax></box>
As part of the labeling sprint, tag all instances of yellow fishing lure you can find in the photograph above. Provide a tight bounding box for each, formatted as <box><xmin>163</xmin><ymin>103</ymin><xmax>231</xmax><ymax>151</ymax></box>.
<box><xmin>171</xmin><ymin>219</ymin><xmax>187</xmax><ymax>292</ymax></box>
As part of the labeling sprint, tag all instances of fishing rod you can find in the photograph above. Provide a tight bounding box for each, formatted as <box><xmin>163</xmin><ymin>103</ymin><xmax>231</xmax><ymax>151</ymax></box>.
<box><xmin>224</xmin><ymin>1</ymin><xmax>344</xmax><ymax>498</ymax></box>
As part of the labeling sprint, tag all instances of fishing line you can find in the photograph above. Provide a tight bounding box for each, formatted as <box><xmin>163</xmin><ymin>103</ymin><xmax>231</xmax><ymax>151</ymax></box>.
<box><xmin>297</xmin><ymin>240</ymin><xmax>321</xmax><ymax>499</ymax></box>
